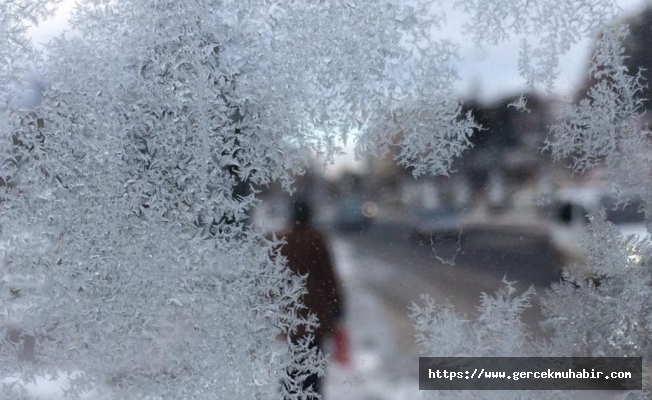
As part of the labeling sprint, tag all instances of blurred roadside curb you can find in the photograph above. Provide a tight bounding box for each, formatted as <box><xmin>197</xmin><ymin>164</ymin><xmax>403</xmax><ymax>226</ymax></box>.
<box><xmin>374</xmin><ymin>203</ymin><xmax>551</xmax><ymax>240</ymax></box>
<box><xmin>462</xmin><ymin>208</ymin><xmax>551</xmax><ymax>239</ymax></box>
<box><xmin>375</xmin><ymin>205</ymin><xmax>406</xmax><ymax>224</ymax></box>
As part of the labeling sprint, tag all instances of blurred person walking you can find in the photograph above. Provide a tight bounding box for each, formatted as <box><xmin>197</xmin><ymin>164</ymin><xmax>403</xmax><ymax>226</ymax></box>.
<box><xmin>278</xmin><ymin>198</ymin><xmax>346</xmax><ymax>399</ymax></box>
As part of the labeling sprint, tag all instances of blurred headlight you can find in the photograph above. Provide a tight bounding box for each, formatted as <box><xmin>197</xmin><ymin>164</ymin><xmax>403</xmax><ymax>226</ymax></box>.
<box><xmin>362</xmin><ymin>201</ymin><xmax>378</xmax><ymax>218</ymax></box>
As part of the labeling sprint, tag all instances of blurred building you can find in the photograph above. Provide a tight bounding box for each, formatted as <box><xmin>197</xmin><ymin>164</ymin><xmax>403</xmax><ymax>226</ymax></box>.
<box><xmin>364</xmin><ymin>92</ymin><xmax>565</xmax><ymax>212</ymax></box>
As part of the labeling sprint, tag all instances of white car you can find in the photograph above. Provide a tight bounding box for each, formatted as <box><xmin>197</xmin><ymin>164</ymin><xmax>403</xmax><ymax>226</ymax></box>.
<box><xmin>548</xmin><ymin>186</ymin><xmax>649</xmax><ymax>277</ymax></box>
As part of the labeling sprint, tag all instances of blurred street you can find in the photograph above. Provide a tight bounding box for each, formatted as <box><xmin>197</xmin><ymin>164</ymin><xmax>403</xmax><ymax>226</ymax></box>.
<box><xmin>325</xmin><ymin>204</ymin><xmax>563</xmax><ymax>337</ymax></box>
<box><xmin>319</xmin><ymin>210</ymin><xmax>626</xmax><ymax>399</ymax></box>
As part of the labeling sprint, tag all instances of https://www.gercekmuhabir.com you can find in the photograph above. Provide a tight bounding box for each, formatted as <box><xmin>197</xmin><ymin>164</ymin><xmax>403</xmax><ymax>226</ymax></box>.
<box><xmin>428</xmin><ymin>367</ymin><xmax>632</xmax><ymax>381</ymax></box>
<box><xmin>419</xmin><ymin>357</ymin><xmax>642</xmax><ymax>390</ymax></box>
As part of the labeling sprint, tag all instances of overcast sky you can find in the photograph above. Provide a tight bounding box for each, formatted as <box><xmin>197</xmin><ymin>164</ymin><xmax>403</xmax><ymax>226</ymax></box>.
<box><xmin>25</xmin><ymin>0</ymin><xmax>652</xmax><ymax>175</ymax></box>
<box><xmin>28</xmin><ymin>0</ymin><xmax>651</xmax><ymax>103</ymax></box>
<box><xmin>451</xmin><ymin>0</ymin><xmax>650</xmax><ymax>103</ymax></box>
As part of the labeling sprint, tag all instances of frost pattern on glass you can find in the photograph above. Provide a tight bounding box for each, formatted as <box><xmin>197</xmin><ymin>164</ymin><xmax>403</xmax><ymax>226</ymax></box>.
<box><xmin>1</xmin><ymin>0</ymin><xmax>479</xmax><ymax>398</ymax></box>
<box><xmin>455</xmin><ymin>0</ymin><xmax>616</xmax><ymax>90</ymax></box>
<box><xmin>411</xmin><ymin>280</ymin><xmax>536</xmax><ymax>358</ymax></box>
<box><xmin>1</xmin><ymin>1</ymin><xmax>60</xmax><ymax>105</ymax></box>
<box><xmin>541</xmin><ymin>213</ymin><xmax>652</xmax><ymax>360</ymax></box>
<box><xmin>4</xmin><ymin>0</ymin><xmax>652</xmax><ymax>399</ymax></box>
<box><xmin>409</xmin><ymin>7</ymin><xmax>652</xmax><ymax>400</ymax></box>
<box><xmin>547</xmin><ymin>25</ymin><xmax>652</xmax><ymax>217</ymax></box>
<box><xmin>547</xmin><ymin>26</ymin><xmax>646</xmax><ymax>172</ymax></box>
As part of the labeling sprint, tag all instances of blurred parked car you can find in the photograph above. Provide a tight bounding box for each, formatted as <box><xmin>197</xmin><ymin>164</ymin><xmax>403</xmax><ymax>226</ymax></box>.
<box><xmin>409</xmin><ymin>207</ymin><xmax>462</xmax><ymax>241</ymax></box>
<box><xmin>548</xmin><ymin>186</ymin><xmax>649</xmax><ymax>276</ymax></box>
<box><xmin>335</xmin><ymin>197</ymin><xmax>377</xmax><ymax>232</ymax></box>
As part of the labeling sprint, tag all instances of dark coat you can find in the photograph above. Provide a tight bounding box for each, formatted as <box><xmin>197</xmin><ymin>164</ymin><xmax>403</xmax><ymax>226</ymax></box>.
<box><xmin>278</xmin><ymin>226</ymin><xmax>344</xmax><ymax>342</ymax></box>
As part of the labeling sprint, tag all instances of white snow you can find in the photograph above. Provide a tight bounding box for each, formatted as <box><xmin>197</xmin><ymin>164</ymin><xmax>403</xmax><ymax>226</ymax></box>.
<box><xmin>323</xmin><ymin>237</ymin><xmax>422</xmax><ymax>400</ymax></box>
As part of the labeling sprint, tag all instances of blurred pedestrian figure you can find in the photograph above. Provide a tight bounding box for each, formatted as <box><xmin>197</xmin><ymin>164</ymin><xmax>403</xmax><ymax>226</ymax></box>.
<box><xmin>279</xmin><ymin>198</ymin><xmax>345</xmax><ymax>399</ymax></box>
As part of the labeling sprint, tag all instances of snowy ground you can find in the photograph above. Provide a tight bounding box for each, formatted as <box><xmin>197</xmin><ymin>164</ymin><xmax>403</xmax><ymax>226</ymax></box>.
<box><xmin>323</xmin><ymin>237</ymin><xmax>422</xmax><ymax>400</ymax></box>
